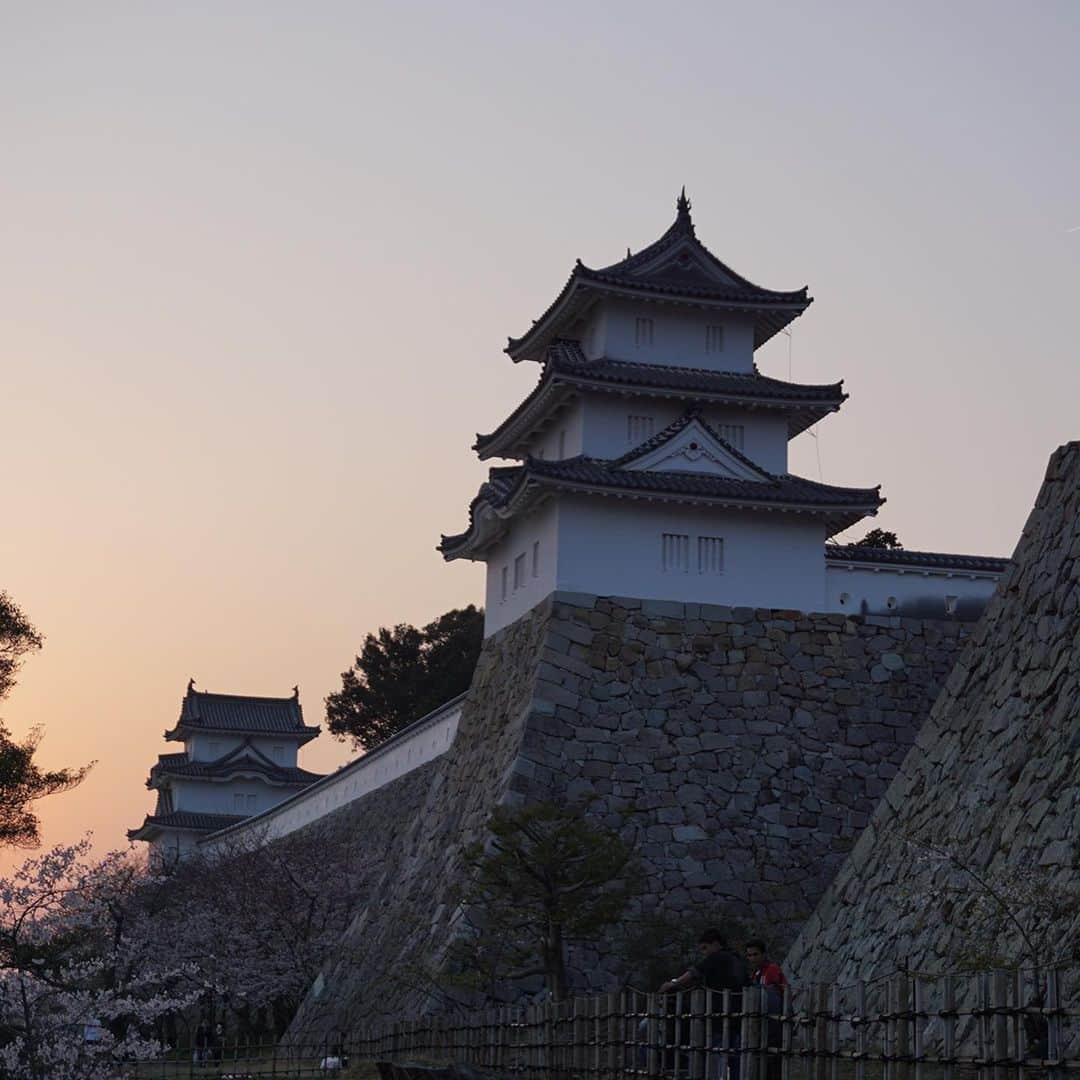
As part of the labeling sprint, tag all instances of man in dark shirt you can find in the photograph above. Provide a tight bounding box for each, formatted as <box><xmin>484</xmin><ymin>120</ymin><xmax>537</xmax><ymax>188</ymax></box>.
<box><xmin>659</xmin><ymin>928</ymin><xmax>746</xmax><ymax>1079</ymax></box>
<box><xmin>660</xmin><ymin>927</ymin><xmax>745</xmax><ymax>995</ymax></box>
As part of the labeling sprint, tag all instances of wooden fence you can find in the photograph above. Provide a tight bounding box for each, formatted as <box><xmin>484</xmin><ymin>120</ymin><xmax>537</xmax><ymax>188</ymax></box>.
<box><xmin>348</xmin><ymin>968</ymin><xmax>1078</xmax><ymax>1079</ymax></box>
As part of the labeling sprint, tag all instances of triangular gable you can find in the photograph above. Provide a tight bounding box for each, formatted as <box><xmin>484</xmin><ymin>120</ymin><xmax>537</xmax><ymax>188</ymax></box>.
<box><xmin>620</xmin><ymin>235</ymin><xmax>743</xmax><ymax>291</ymax></box>
<box><xmin>205</xmin><ymin>738</ymin><xmax>282</xmax><ymax>771</ymax></box>
<box><xmin>620</xmin><ymin>416</ymin><xmax>771</xmax><ymax>481</ymax></box>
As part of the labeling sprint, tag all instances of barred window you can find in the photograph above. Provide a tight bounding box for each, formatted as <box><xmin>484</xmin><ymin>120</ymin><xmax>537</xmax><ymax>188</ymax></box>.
<box><xmin>635</xmin><ymin>317</ymin><xmax>654</xmax><ymax>346</ymax></box>
<box><xmin>627</xmin><ymin>415</ymin><xmax>655</xmax><ymax>443</ymax></box>
<box><xmin>698</xmin><ymin>536</ymin><xmax>724</xmax><ymax>574</ymax></box>
<box><xmin>706</xmin><ymin>325</ymin><xmax>724</xmax><ymax>352</ymax></box>
<box><xmin>715</xmin><ymin>423</ymin><xmax>745</xmax><ymax>450</ymax></box>
<box><xmin>661</xmin><ymin>532</ymin><xmax>690</xmax><ymax>573</ymax></box>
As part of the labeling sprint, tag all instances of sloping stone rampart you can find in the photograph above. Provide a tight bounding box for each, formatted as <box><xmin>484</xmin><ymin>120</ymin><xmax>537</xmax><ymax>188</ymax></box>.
<box><xmin>291</xmin><ymin>595</ymin><xmax>971</xmax><ymax>1038</ymax></box>
<box><xmin>785</xmin><ymin>442</ymin><xmax>1080</xmax><ymax>983</ymax></box>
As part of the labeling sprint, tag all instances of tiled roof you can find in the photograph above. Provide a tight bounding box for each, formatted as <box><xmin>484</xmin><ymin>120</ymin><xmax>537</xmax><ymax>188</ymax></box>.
<box><xmin>475</xmin><ymin>341</ymin><xmax>843</xmax><ymax>457</ymax></box>
<box><xmin>149</xmin><ymin>751</ymin><xmax>323</xmax><ymax>786</ymax></box>
<box><xmin>547</xmin><ymin>341</ymin><xmax>843</xmax><ymax>402</ymax></box>
<box><xmin>127</xmin><ymin>811</ymin><xmax>246</xmax><ymax>840</ymax></box>
<box><xmin>165</xmin><ymin>686</ymin><xmax>320</xmax><ymax>743</ymax></box>
<box><xmin>825</xmin><ymin>545</ymin><xmax>1009</xmax><ymax>574</ymax></box>
<box><xmin>507</xmin><ymin>194</ymin><xmax>812</xmax><ymax>359</ymax></box>
<box><xmin>441</xmin><ymin>445</ymin><xmax>882</xmax><ymax>557</ymax></box>
<box><xmin>523</xmin><ymin>457</ymin><xmax>880</xmax><ymax>510</ymax></box>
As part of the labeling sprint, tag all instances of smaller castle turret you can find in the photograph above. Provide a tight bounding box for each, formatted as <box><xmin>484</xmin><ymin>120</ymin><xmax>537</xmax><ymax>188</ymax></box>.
<box><xmin>128</xmin><ymin>681</ymin><xmax>324</xmax><ymax>864</ymax></box>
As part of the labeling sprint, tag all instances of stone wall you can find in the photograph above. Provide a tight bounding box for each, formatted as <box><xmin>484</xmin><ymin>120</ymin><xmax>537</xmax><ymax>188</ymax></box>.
<box><xmin>290</xmin><ymin>593</ymin><xmax>972</xmax><ymax>1038</ymax></box>
<box><xmin>785</xmin><ymin>442</ymin><xmax>1080</xmax><ymax>984</ymax></box>
<box><xmin>515</xmin><ymin>595</ymin><xmax>969</xmax><ymax>938</ymax></box>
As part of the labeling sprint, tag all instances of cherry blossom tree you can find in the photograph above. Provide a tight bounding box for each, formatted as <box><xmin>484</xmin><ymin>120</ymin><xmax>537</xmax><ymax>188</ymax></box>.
<box><xmin>152</xmin><ymin>820</ymin><xmax>367</xmax><ymax>1038</ymax></box>
<box><xmin>0</xmin><ymin>841</ymin><xmax>198</xmax><ymax>1079</ymax></box>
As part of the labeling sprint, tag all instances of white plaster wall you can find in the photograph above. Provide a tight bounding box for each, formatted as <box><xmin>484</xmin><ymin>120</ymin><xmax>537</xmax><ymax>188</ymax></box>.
<box><xmin>171</xmin><ymin>776</ymin><xmax>295</xmax><ymax>816</ymax></box>
<box><xmin>583</xmin><ymin>301</ymin><xmax>755</xmax><ymax>373</ymax></box>
<box><xmin>187</xmin><ymin>734</ymin><xmax>245</xmax><ymax>761</ymax></box>
<box><xmin>527</xmin><ymin>398</ymin><xmax>584</xmax><ymax>460</ymax></box>
<box><xmin>186</xmin><ymin>734</ymin><xmax>299</xmax><ymax>766</ymax></box>
<box><xmin>579</xmin><ymin>396</ymin><xmax>788</xmax><ymax>473</ymax></box>
<box><xmin>150</xmin><ymin>830</ymin><xmax>199</xmax><ymax>867</ymax></box>
<box><xmin>554</xmin><ymin>496</ymin><xmax>827</xmax><ymax>613</ymax></box>
<box><xmin>825</xmin><ymin>562</ymin><xmax>1001</xmax><ymax>619</ymax></box>
<box><xmin>200</xmin><ymin>698</ymin><xmax>463</xmax><ymax>855</ymax></box>
<box><xmin>484</xmin><ymin>501</ymin><xmax>559</xmax><ymax>635</ymax></box>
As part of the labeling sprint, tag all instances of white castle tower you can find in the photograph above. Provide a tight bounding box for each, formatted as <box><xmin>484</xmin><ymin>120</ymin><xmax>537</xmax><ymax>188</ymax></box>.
<box><xmin>441</xmin><ymin>192</ymin><xmax>1005</xmax><ymax>635</ymax></box>
<box><xmin>129</xmin><ymin>681</ymin><xmax>324</xmax><ymax>863</ymax></box>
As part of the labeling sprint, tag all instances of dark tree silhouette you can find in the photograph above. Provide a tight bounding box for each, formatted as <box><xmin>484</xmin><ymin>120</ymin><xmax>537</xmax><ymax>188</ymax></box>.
<box><xmin>325</xmin><ymin>605</ymin><xmax>483</xmax><ymax>750</ymax></box>
<box><xmin>0</xmin><ymin>592</ymin><xmax>91</xmax><ymax>847</ymax></box>
<box><xmin>456</xmin><ymin>801</ymin><xmax>640</xmax><ymax>1002</ymax></box>
<box><xmin>852</xmin><ymin>528</ymin><xmax>903</xmax><ymax>549</ymax></box>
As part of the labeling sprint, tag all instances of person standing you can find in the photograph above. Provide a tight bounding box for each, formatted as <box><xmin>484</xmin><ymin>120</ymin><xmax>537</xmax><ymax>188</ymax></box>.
<box><xmin>745</xmin><ymin>939</ymin><xmax>787</xmax><ymax>1080</ymax></box>
<box><xmin>659</xmin><ymin>929</ymin><xmax>746</xmax><ymax>1080</ymax></box>
<box><xmin>745</xmin><ymin>939</ymin><xmax>787</xmax><ymax>999</ymax></box>
<box><xmin>193</xmin><ymin>1018</ymin><xmax>211</xmax><ymax>1066</ymax></box>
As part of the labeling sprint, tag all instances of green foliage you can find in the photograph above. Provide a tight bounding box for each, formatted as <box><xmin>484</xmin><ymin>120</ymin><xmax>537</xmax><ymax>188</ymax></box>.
<box><xmin>454</xmin><ymin>800</ymin><xmax>641</xmax><ymax>1002</ymax></box>
<box><xmin>0</xmin><ymin>593</ymin><xmax>91</xmax><ymax>848</ymax></box>
<box><xmin>0</xmin><ymin>593</ymin><xmax>42</xmax><ymax>704</ymax></box>
<box><xmin>852</xmin><ymin>528</ymin><xmax>903</xmax><ymax>549</ymax></box>
<box><xmin>325</xmin><ymin>605</ymin><xmax>483</xmax><ymax>750</ymax></box>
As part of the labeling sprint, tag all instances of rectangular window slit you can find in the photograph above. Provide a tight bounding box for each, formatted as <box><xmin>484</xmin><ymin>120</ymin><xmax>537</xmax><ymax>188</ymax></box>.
<box><xmin>532</xmin><ymin>541</ymin><xmax>540</xmax><ymax>578</ymax></box>
<box><xmin>661</xmin><ymin>532</ymin><xmax>690</xmax><ymax>573</ymax></box>
<box><xmin>715</xmin><ymin>423</ymin><xmax>745</xmax><ymax>450</ymax></box>
<box><xmin>635</xmin><ymin>317</ymin><xmax>654</xmax><ymax>346</ymax></box>
<box><xmin>706</xmin><ymin>325</ymin><xmax>725</xmax><ymax>353</ymax></box>
<box><xmin>513</xmin><ymin>553</ymin><xmax>526</xmax><ymax>590</ymax></box>
<box><xmin>698</xmin><ymin>536</ymin><xmax>724</xmax><ymax>574</ymax></box>
<box><xmin>627</xmin><ymin>415</ymin><xmax>655</xmax><ymax>443</ymax></box>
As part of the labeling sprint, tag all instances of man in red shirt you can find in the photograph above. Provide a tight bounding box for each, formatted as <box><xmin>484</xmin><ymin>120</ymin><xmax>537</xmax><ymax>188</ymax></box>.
<box><xmin>746</xmin><ymin>939</ymin><xmax>787</xmax><ymax>1080</ymax></box>
<box><xmin>745</xmin><ymin>939</ymin><xmax>787</xmax><ymax>997</ymax></box>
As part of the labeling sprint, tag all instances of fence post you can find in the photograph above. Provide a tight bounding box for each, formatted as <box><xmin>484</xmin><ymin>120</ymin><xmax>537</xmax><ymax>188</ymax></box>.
<box><xmin>977</xmin><ymin>972</ymin><xmax>991</xmax><ymax>1080</ymax></box>
<box><xmin>1046</xmin><ymin>968</ymin><xmax>1061</xmax><ymax>1080</ymax></box>
<box><xmin>647</xmin><ymin>992</ymin><xmax>660</xmax><ymax>1078</ymax></box>
<box><xmin>993</xmin><ymin>969</ymin><xmax>1009</xmax><ymax>1080</ymax></box>
<box><xmin>882</xmin><ymin>979</ymin><xmax>894</xmax><ymax>1080</ymax></box>
<box><xmin>814</xmin><ymin>983</ymin><xmax>829</xmax><ymax>1080</ymax></box>
<box><xmin>854</xmin><ymin>980</ymin><xmax>867</xmax><ymax>1080</ymax></box>
<box><xmin>896</xmin><ymin>974</ymin><xmax>911</xmax><ymax>1080</ymax></box>
<box><xmin>762</xmin><ymin>983</ymin><xmax>773</xmax><ymax>1080</ymax></box>
<box><xmin>912</xmin><ymin>977</ymin><xmax>925</xmax><ymax>1080</ymax></box>
<box><xmin>781</xmin><ymin>984</ymin><xmax>794</xmax><ymax>1080</ymax></box>
<box><xmin>829</xmin><ymin>982</ymin><xmax>840</xmax><ymax>1080</ymax></box>
<box><xmin>687</xmin><ymin>988</ymin><xmax>704</xmax><ymax>1080</ymax></box>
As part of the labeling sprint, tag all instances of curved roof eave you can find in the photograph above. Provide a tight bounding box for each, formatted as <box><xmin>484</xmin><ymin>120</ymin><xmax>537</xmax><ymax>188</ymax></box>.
<box><xmin>442</xmin><ymin>465</ymin><xmax>883</xmax><ymax>558</ymax></box>
<box><xmin>505</xmin><ymin>273</ymin><xmax>811</xmax><ymax>361</ymax></box>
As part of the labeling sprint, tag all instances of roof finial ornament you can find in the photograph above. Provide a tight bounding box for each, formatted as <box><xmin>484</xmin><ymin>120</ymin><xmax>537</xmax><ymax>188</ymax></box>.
<box><xmin>291</xmin><ymin>684</ymin><xmax>300</xmax><ymax>700</ymax></box>
<box><xmin>187</xmin><ymin>677</ymin><xmax>196</xmax><ymax>694</ymax></box>
<box><xmin>675</xmin><ymin>186</ymin><xmax>694</xmax><ymax>234</ymax></box>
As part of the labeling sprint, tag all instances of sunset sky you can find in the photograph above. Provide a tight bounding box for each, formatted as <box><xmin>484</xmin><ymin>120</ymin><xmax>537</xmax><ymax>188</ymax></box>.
<box><xmin>2</xmin><ymin>2</ymin><xmax>1078</xmax><ymax>867</ymax></box>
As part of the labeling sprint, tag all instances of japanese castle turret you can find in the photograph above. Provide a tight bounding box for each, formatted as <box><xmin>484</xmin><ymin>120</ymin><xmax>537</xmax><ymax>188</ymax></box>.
<box><xmin>129</xmin><ymin>681</ymin><xmax>324</xmax><ymax>864</ymax></box>
<box><xmin>441</xmin><ymin>192</ymin><xmax>1007</xmax><ymax>635</ymax></box>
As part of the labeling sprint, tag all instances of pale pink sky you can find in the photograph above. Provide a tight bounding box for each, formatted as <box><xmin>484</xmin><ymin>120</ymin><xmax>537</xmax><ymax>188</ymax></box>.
<box><xmin>2</xmin><ymin>2</ymin><xmax>1077</xmax><ymax>866</ymax></box>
